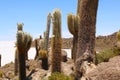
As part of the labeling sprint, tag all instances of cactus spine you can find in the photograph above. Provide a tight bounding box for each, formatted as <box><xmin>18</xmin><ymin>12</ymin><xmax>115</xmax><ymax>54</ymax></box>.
<box><xmin>67</xmin><ymin>13</ymin><xmax>79</xmax><ymax>61</ymax></box>
<box><xmin>51</xmin><ymin>9</ymin><xmax>62</xmax><ymax>73</ymax></box>
<box><xmin>16</xmin><ymin>24</ymin><xmax>32</xmax><ymax>80</ymax></box>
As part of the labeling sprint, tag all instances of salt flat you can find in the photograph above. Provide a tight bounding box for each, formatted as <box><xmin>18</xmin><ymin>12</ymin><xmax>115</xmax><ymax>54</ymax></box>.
<box><xmin>0</xmin><ymin>41</ymin><xmax>71</xmax><ymax>66</ymax></box>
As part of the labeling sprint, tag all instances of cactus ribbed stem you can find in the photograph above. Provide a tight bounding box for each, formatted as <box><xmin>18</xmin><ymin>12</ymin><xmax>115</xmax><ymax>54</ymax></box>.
<box><xmin>51</xmin><ymin>9</ymin><xmax>62</xmax><ymax>73</ymax></box>
<box><xmin>16</xmin><ymin>25</ymin><xmax>32</xmax><ymax>80</ymax></box>
<box><xmin>75</xmin><ymin>0</ymin><xmax>99</xmax><ymax>79</ymax></box>
<box><xmin>67</xmin><ymin>14</ymin><xmax>79</xmax><ymax>61</ymax></box>
<box><xmin>45</xmin><ymin>13</ymin><xmax>51</xmax><ymax>51</ymax></box>
<box><xmin>67</xmin><ymin>14</ymin><xmax>75</xmax><ymax>35</ymax></box>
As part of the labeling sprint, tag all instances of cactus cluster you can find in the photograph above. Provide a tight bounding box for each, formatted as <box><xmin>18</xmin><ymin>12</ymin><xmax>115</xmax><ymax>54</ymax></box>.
<box><xmin>16</xmin><ymin>24</ymin><xmax>32</xmax><ymax>80</ymax></box>
<box><xmin>67</xmin><ymin>13</ymin><xmax>79</xmax><ymax>61</ymax></box>
<box><xmin>51</xmin><ymin>9</ymin><xmax>62</xmax><ymax>73</ymax></box>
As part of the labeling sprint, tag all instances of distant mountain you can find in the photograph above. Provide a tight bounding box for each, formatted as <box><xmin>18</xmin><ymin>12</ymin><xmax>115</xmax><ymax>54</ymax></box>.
<box><xmin>32</xmin><ymin>32</ymin><xmax>117</xmax><ymax>51</ymax></box>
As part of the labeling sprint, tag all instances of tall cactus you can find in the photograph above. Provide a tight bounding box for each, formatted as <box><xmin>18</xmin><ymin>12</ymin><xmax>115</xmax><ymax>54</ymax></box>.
<box><xmin>67</xmin><ymin>13</ymin><xmax>79</xmax><ymax>61</ymax></box>
<box><xmin>17</xmin><ymin>23</ymin><xmax>29</xmax><ymax>60</ymax></box>
<box><xmin>75</xmin><ymin>0</ymin><xmax>99</xmax><ymax>79</ymax></box>
<box><xmin>16</xmin><ymin>29</ymin><xmax>32</xmax><ymax>80</ymax></box>
<box><xmin>44</xmin><ymin>13</ymin><xmax>51</xmax><ymax>50</ymax></box>
<box><xmin>51</xmin><ymin>9</ymin><xmax>62</xmax><ymax>73</ymax></box>
<box><xmin>77</xmin><ymin>0</ymin><xmax>98</xmax><ymax>60</ymax></box>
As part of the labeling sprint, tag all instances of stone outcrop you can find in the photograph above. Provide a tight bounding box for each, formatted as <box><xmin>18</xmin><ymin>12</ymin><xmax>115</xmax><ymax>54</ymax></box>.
<box><xmin>85</xmin><ymin>56</ymin><xmax>120</xmax><ymax>80</ymax></box>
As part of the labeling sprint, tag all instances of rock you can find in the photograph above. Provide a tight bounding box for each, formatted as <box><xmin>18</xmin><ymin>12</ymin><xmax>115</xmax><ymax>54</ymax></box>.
<box><xmin>30</xmin><ymin>68</ymin><xmax>48</xmax><ymax>80</ymax></box>
<box><xmin>61</xmin><ymin>50</ymin><xmax>67</xmax><ymax>62</ymax></box>
<box><xmin>62</xmin><ymin>62</ymin><xmax>74</xmax><ymax>76</ymax></box>
<box><xmin>86</xmin><ymin>56</ymin><xmax>120</xmax><ymax>80</ymax></box>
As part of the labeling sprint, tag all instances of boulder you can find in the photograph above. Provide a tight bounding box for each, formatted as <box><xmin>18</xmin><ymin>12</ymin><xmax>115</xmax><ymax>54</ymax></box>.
<box><xmin>86</xmin><ymin>56</ymin><xmax>120</xmax><ymax>80</ymax></box>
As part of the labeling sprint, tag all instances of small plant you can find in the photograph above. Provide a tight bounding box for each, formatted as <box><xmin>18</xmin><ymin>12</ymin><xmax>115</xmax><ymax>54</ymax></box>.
<box><xmin>95</xmin><ymin>48</ymin><xmax>120</xmax><ymax>64</ymax></box>
<box><xmin>48</xmin><ymin>72</ymin><xmax>73</xmax><ymax>80</ymax></box>
<box><xmin>0</xmin><ymin>71</ymin><xmax>3</xmax><ymax>78</ymax></box>
<box><xmin>39</xmin><ymin>50</ymin><xmax>48</xmax><ymax>58</ymax></box>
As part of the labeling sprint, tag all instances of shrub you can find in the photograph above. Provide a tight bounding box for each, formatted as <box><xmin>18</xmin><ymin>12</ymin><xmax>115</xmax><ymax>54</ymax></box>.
<box><xmin>48</xmin><ymin>72</ymin><xmax>73</xmax><ymax>80</ymax></box>
<box><xmin>0</xmin><ymin>71</ymin><xmax>3</xmax><ymax>78</ymax></box>
<box><xmin>95</xmin><ymin>48</ymin><xmax>120</xmax><ymax>64</ymax></box>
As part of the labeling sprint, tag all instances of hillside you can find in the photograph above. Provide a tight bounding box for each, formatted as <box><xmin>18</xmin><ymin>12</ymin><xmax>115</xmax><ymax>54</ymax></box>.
<box><xmin>32</xmin><ymin>32</ymin><xmax>117</xmax><ymax>51</ymax></box>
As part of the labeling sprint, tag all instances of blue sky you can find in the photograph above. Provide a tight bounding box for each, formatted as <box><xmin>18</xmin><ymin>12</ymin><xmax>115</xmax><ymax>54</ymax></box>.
<box><xmin>0</xmin><ymin>0</ymin><xmax>120</xmax><ymax>41</ymax></box>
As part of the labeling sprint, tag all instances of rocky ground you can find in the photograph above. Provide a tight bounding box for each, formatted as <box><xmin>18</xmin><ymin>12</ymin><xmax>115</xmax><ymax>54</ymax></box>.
<box><xmin>1</xmin><ymin>53</ymin><xmax>120</xmax><ymax>80</ymax></box>
<box><xmin>0</xmin><ymin>50</ymin><xmax>74</xmax><ymax>80</ymax></box>
<box><xmin>85</xmin><ymin>56</ymin><xmax>120</xmax><ymax>80</ymax></box>
<box><xmin>0</xmin><ymin>32</ymin><xmax>119</xmax><ymax>80</ymax></box>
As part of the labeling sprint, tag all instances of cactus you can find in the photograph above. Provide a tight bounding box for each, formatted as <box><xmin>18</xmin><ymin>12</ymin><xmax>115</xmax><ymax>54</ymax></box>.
<box><xmin>17</xmin><ymin>23</ymin><xmax>30</xmax><ymax>60</ymax></box>
<box><xmin>14</xmin><ymin>49</ymin><xmax>18</xmax><ymax>75</ymax></box>
<box><xmin>0</xmin><ymin>54</ymin><xmax>1</xmax><ymax>67</ymax></box>
<box><xmin>34</xmin><ymin>35</ymin><xmax>43</xmax><ymax>60</ymax></box>
<box><xmin>16</xmin><ymin>30</ymin><xmax>32</xmax><ymax>80</ymax></box>
<box><xmin>38</xmin><ymin>50</ymin><xmax>48</xmax><ymax>70</ymax></box>
<box><xmin>34</xmin><ymin>39</ymin><xmax>39</xmax><ymax>60</ymax></box>
<box><xmin>67</xmin><ymin>13</ymin><xmax>79</xmax><ymax>61</ymax></box>
<box><xmin>117</xmin><ymin>31</ymin><xmax>120</xmax><ymax>41</ymax></box>
<box><xmin>51</xmin><ymin>9</ymin><xmax>62</xmax><ymax>73</ymax></box>
<box><xmin>36</xmin><ymin>13</ymin><xmax>51</xmax><ymax>69</ymax></box>
<box><xmin>17</xmin><ymin>23</ymin><xmax>24</xmax><ymax>31</ymax></box>
<box><xmin>44</xmin><ymin>13</ymin><xmax>51</xmax><ymax>51</ymax></box>
<box><xmin>75</xmin><ymin>0</ymin><xmax>99</xmax><ymax>79</ymax></box>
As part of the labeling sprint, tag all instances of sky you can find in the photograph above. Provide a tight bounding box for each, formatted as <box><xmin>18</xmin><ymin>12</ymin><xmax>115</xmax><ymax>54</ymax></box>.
<box><xmin>0</xmin><ymin>0</ymin><xmax>120</xmax><ymax>41</ymax></box>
